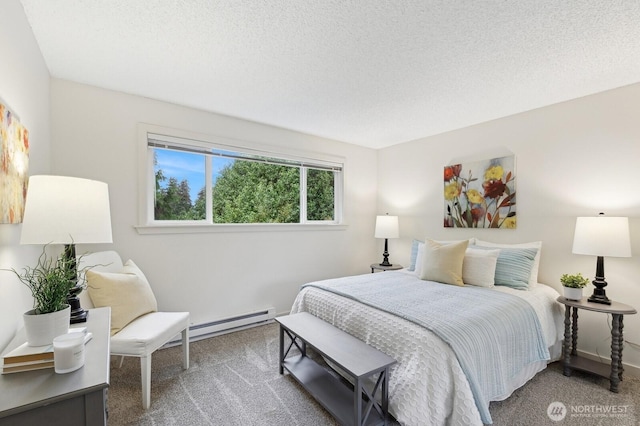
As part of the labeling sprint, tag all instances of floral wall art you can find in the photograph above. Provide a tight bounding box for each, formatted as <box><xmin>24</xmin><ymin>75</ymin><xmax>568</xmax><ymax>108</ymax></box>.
<box><xmin>0</xmin><ymin>101</ymin><xmax>29</xmax><ymax>224</ymax></box>
<box><xmin>444</xmin><ymin>155</ymin><xmax>516</xmax><ymax>229</ymax></box>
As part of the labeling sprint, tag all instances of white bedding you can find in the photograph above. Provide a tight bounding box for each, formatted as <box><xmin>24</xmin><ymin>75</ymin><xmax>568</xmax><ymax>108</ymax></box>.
<box><xmin>290</xmin><ymin>270</ymin><xmax>564</xmax><ymax>426</ymax></box>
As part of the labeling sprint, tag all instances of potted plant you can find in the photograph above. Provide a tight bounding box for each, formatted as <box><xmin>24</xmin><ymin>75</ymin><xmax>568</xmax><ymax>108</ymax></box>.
<box><xmin>7</xmin><ymin>246</ymin><xmax>78</xmax><ymax>346</ymax></box>
<box><xmin>560</xmin><ymin>273</ymin><xmax>590</xmax><ymax>301</ymax></box>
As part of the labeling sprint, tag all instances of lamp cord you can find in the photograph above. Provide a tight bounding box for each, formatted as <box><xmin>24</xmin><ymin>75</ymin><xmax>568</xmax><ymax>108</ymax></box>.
<box><xmin>593</xmin><ymin>315</ymin><xmax>640</xmax><ymax>363</ymax></box>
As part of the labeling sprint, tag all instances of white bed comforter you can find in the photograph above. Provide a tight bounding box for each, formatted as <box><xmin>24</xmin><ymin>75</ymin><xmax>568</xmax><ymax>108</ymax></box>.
<box><xmin>290</xmin><ymin>271</ymin><xmax>565</xmax><ymax>426</ymax></box>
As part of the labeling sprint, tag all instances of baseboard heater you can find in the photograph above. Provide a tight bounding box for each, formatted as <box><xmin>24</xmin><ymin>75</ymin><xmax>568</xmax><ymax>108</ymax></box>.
<box><xmin>164</xmin><ymin>307</ymin><xmax>276</xmax><ymax>347</ymax></box>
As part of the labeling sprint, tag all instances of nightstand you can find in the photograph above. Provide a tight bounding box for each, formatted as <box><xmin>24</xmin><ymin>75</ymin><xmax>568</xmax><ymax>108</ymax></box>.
<box><xmin>557</xmin><ymin>296</ymin><xmax>637</xmax><ymax>392</ymax></box>
<box><xmin>370</xmin><ymin>263</ymin><xmax>403</xmax><ymax>273</ymax></box>
<box><xmin>0</xmin><ymin>307</ymin><xmax>110</xmax><ymax>425</ymax></box>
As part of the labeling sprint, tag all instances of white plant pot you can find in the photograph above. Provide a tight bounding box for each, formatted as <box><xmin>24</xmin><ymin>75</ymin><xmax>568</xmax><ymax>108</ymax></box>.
<box><xmin>23</xmin><ymin>305</ymin><xmax>70</xmax><ymax>347</ymax></box>
<box><xmin>563</xmin><ymin>287</ymin><xmax>583</xmax><ymax>301</ymax></box>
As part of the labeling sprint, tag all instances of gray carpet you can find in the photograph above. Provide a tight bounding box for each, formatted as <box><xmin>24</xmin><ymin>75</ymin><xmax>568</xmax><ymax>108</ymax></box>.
<box><xmin>107</xmin><ymin>322</ymin><xmax>639</xmax><ymax>425</ymax></box>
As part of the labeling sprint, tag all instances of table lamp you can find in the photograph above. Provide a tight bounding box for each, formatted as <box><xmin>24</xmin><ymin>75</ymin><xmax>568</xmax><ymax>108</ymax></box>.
<box><xmin>375</xmin><ymin>214</ymin><xmax>399</xmax><ymax>266</ymax></box>
<box><xmin>572</xmin><ymin>213</ymin><xmax>631</xmax><ymax>305</ymax></box>
<box><xmin>20</xmin><ymin>175</ymin><xmax>113</xmax><ymax>322</ymax></box>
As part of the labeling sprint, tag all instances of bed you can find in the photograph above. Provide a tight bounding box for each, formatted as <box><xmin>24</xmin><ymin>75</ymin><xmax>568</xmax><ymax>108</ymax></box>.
<box><xmin>289</xmin><ymin>239</ymin><xmax>565</xmax><ymax>425</ymax></box>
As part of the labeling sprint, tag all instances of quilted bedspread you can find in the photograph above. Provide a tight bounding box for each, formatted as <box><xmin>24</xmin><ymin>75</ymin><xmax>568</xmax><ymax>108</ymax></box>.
<box><xmin>290</xmin><ymin>271</ymin><xmax>564</xmax><ymax>426</ymax></box>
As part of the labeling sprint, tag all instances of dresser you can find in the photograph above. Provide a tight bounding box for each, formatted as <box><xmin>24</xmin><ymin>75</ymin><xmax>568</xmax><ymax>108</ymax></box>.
<box><xmin>0</xmin><ymin>307</ymin><xmax>111</xmax><ymax>426</ymax></box>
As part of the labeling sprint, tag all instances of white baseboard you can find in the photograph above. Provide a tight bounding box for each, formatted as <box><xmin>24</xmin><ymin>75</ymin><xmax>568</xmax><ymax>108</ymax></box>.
<box><xmin>576</xmin><ymin>349</ymin><xmax>640</xmax><ymax>379</ymax></box>
<box><xmin>163</xmin><ymin>307</ymin><xmax>275</xmax><ymax>348</ymax></box>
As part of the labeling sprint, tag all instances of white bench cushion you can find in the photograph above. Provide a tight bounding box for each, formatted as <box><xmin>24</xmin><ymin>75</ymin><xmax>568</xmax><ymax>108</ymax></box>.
<box><xmin>111</xmin><ymin>311</ymin><xmax>189</xmax><ymax>357</ymax></box>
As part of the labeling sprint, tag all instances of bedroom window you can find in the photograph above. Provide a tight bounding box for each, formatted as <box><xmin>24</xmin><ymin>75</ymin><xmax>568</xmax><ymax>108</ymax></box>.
<box><xmin>137</xmin><ymin>125</ymin><xmax>343</xmax><ymax>231</ymax></box>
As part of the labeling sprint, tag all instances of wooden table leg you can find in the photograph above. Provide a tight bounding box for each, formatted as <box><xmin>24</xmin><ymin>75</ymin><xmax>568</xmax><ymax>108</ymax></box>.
<box><xmin>563</xmin><ymin>306</ymin><xmax>572</xmax><ymax>376</ymax></box>
<box><xmin>354</xmin><ymin>377</ymin><xmax>362</xmax><ymax>426</ymax></box>
<box><xmin>279</xmin><ymin>324</ymin><xmax>284</xmax><ymax>374</ymax></box>
<box><xmin>610</xmin><ymin>314</ymin><xmax>621</xmax><ymax>392</ymax></box>
<box><xmin>382</xmin><ymin>368</ymin><xmax>389</xmax><ymax>425</ymax></box>
<box><xmin>618</xmin><ymin>316</ymin><xmax>625</xmax><ymax>381</ymax></box>
<box><xmin>571</xmin><ymin>307</ymin><xmax>578</xmax><ymax>355</ymax></box>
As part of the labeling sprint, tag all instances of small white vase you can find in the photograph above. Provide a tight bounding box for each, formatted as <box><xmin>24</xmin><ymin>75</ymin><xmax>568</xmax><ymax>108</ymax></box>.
<box><xmin>563</xmin><ymin>287</ymin><xmax>583</xmax><ymax>301</ymax></box>
<box><xmin>23</xmin><ymin>305</ymin><xmax>71</xmax><ymax>347</ymax></box>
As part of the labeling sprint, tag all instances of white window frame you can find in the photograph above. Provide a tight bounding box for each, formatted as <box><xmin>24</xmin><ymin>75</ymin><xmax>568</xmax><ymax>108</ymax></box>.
<box><xmin>136</xmin><ymin>124</ymin><xmax>346</xmax><ymax>234</ymax></box>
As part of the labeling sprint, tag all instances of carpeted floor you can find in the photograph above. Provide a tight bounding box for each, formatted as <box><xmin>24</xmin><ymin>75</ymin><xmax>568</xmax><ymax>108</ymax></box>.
<box><xmin>107</xmin><ymin>322</ymin><xmax>639</xmax><ymax>425</ymax></box>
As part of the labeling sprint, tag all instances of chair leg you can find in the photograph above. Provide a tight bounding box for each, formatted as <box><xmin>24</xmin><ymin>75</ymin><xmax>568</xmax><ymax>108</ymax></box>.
<box><xmin>141</xmin><ymin>355</ymin><xmax>151</xmax><ymax>409</ymax></box>
<box><xmin>182</xmin><ymin>327</ymin><xmax>190</xmax><ymax>369</ymax></box>
<box><xmin>118</xmin><ymin>355</ymin><xmax>125</xmax><ymax>368</ymax></box>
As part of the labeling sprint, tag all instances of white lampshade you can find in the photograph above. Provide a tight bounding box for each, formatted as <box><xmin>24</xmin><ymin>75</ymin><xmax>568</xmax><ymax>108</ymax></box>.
<box><xmin>374</xmin><ymin>215</ymin><xmax>399</xmax><ymax>239</ymax></box>
<box><xmin>572</xmin><ymin>216</ymin><xmax>631</xmax><ymax>258</ymax></box>
<box><xmin>20</xmin><ymin>175</ymin><xmax>113</xmax><ymax>245</ymax></box>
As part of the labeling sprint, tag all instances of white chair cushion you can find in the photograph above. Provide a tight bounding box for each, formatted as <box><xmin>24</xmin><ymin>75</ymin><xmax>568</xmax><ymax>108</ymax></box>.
<box><xmin>110</xmin><ymin>311</ymin><xmax>189</xmax><ymax>357</ymax></box>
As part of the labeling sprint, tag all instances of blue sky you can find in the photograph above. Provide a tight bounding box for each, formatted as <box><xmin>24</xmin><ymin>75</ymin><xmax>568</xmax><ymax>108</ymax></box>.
<box><xmin>155</xmin><ymin>149</ymin><xmax>234</xmax><ymax>203</ymax></box>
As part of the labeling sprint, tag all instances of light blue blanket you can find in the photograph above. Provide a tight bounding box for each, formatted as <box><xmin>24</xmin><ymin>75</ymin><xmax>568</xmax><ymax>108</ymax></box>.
<box><xmin>302</xmin><ymin>272</ymin><xmax>550</xmax><ymax>424</ymax></box>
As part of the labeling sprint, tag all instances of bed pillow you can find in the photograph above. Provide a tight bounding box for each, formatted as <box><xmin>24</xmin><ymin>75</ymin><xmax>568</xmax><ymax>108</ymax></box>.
<box><xmin>462</xmin><ymin>248</ymin><xmax>500</xmax><ymax>287</ymax></box>
<box><xmin>86</xmin><ymin>260</ymin><xmax>158</xmax><ymax>335</ymax></box>
<box><xmin>409</xmin><ymin>238</ymin><xmax>476</xmax><ymax>271</ymax></box>
<box><xmin>408</xmin><ymin>239</ymin><xmax>422</xmax><ymax>271</ymax></box>
<box><xmin>474</xmin><ymin>239</ymin><xmax>542</xmax><ymax>286</ymax></box>
<box><xmin>470</xmin><ymin>245</ymin><xmax>538</xmax><ymax>290</ymax></box>
<box><xmin>414</xmin><ymin>242</ymin><xmax>425</xmax><ymax>276</ymax></box>
<box><xmin>416</xmin><ymin>243</ymin><xmax>497</xmax><ymax>284</ymax></box>
<box><xmin>419</xmin><ymin>239</ymin><xmax>469</xmax><ymax>286</ymax></box>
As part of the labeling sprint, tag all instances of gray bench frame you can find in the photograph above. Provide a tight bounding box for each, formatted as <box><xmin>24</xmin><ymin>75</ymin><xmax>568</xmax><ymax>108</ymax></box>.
<box><xmin>277</xmin><ymin>312</ymin><xmax>396</xmax><ymax>426</ymax></box>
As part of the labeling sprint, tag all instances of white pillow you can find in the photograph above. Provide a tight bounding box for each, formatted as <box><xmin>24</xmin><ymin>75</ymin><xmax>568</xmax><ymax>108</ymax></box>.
<box><xmin>474</xmin><ymin>239</ymin><xmax>542</xmax><ymax>286</ymax></box>
<box><xmin>462</xmin><ymin>248</ymin><xmax>500</xmax><ymax>287</ymax></box>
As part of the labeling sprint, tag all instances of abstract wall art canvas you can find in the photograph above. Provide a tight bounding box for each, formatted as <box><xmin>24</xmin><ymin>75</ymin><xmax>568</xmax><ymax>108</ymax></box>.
<box><xmin>0</xmin><ymin>101</ymin><xmax>29</xmax><ymax>223</ymax></box>
<box><xmin>444</xmin><ymin>155</ymin><xmax>516</xmax><ymax>229</ymax></box>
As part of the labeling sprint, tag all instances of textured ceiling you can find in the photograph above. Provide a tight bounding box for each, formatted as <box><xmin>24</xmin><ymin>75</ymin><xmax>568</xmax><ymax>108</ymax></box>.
<box><xmin>20</xmin><ymin>1</ymin><xmax>640</xmax><ymax>149</ymax></box>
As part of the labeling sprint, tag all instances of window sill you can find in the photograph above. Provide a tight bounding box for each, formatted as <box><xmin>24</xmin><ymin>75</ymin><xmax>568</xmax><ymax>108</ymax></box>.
<box><xmin>134</xmin><ymin>222</ymin><xmax>348</xmax><ymax>235</ymax></box>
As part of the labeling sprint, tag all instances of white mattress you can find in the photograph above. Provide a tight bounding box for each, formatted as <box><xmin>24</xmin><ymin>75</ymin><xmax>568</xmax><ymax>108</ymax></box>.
<box><xmin>290</xmin><ymin>271</ymin><xmax>564</xmax><ymax>426</ymax></box>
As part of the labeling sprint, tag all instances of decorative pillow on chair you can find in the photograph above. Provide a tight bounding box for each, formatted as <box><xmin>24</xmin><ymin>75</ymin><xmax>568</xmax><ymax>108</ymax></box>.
<box><xmin>419</xmin><ymin>239</ymin><xmax>469</xmax><ymax>286</ymax></box>
<box><xmin>86</xmin><ymin>260</ymin><xmax>158</xmax><ymax>335</ymax></box>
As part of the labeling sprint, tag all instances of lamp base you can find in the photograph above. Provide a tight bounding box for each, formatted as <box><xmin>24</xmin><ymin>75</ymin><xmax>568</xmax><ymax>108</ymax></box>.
<box><xmin>70</xmin><ymin>309</ymin><xmax>88</xmax><ymax>324</ymax></box>
<box><xmin>588</xmin><ymin>257</ymin><xmax>611</xmax><ymax>304</ymax></box>
<box><xmin>587</xmin><ymin>288</ymin><xmax>611</xmax><ymax>305</ymax></box>
<box><xmin>68</xmin><ymin>283</ymin><xmax>88</xmax><ymax>323</ymax></box>
<box><xmin>379</xmin><ymin>238</ymin><xmax>392</xmax><ymax>267</ymax></box>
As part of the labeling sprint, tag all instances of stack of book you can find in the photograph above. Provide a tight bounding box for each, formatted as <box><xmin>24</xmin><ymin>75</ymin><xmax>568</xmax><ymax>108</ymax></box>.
<box><xmin>2</xmin><ymin>342</ymin><xmax>55</xmax><ymax>374</ymax></box>
<box><xmin>2</xmin><ymin>327</ymin><xmax>90</xmax><ymax>374</ymax></box>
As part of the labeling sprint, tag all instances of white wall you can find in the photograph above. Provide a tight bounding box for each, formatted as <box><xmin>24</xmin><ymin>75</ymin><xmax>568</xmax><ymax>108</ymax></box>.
<box><xmin>378</xmin><ymin>83</ymin><xmax>640</xmax><ymax>370</ymax></box>
<box><xmin>0</xmin><ymin>0</ymin><xmax>51</xmax><ymax>351</ymax></box>
<box><xmin>50</xmin><ymin>79</ymin><xmax>378</xmax><ymax>326</ymax></box>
